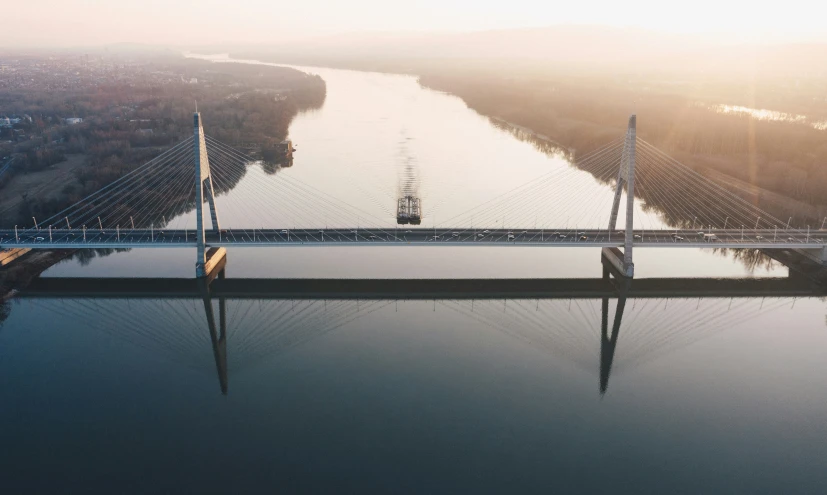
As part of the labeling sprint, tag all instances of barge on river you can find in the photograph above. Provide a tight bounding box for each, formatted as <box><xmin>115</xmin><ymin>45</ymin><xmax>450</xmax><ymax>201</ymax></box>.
<box><xmin>396</xmin><ymin>196</ymin><xmax>422</xmax><ymax>225</ymax></box>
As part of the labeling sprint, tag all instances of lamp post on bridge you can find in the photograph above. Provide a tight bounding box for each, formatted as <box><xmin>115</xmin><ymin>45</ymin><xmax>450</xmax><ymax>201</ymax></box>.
<box><xmin>32</xmin><ymin>217</ymin><xmax>38</xmax><ymax>230</ymax></box>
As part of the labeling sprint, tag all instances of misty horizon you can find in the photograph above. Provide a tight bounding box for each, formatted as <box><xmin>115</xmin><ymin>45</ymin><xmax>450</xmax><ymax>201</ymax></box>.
<box><xmin>2</xmin><ymin>0</ymin><xmax>827</xmax><ymax>48</ymax></box>
<box><xmin>4</xmin><ymin>24</ymin><xmax>827</xmax><ymax>51</ymax></box>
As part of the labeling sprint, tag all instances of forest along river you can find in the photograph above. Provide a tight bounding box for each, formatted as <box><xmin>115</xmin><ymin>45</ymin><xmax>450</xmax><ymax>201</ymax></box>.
<box><xmin>1</xmin><ymin>56</ymin><xmax>825</xmax><ymax>493</ymax></box>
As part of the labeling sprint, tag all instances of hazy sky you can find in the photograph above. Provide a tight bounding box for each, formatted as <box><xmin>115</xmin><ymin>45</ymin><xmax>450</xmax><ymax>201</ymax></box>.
<box><xmin>4</xmin><ymin>0</ymin><xmax>826</xmax><ymax>47</ymax></box>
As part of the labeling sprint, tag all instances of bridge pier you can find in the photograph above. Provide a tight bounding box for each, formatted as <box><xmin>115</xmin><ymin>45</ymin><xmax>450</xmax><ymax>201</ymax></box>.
<box><xmin>762</xmin><ymin>247</ymin><xmax>827</xmax><ymax>283</ymax></box>
<box><xmin>792</xmin><ymin>247</ymin><xmax>827</xmax><ymax>266</ymax></box>
<box><xmin>202</xmin><ymin>247</ymin><xmax>227</xmax><ymax>283</ymax></box>
<box><xmin>601</xmin><ymin>247</ymin><xmax>632</xmax><ymax>280</ymax></box>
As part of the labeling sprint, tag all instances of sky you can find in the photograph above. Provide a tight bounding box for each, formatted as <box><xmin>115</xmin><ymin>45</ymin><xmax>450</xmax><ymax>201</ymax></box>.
<box><xmin>3</xmin><ymin>0</ymin><xmax>827</xmax><ymax>47</ymax></box>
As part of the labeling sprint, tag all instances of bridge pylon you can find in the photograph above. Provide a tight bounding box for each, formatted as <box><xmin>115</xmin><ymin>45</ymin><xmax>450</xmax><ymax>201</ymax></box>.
<box><xmin>605</xmin><ymin>115</ymin><xmax>637</xmax><ymax>278</ymax></box>
<box><xmin>194</xmin><ymin>112</ymin><xmax>221</xmax><ymax>278</ymax></box>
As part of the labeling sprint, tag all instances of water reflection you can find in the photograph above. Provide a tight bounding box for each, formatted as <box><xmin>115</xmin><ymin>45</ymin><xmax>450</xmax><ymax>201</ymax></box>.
<box><xmin>11</xmin><ymin>266</ymin><xmax>823</xmax><ymax>398</ymax></box>
<box><xmin>708</xmin><ymin>104</ymin><xmax>827</xmax><ymax>131</ymax></box>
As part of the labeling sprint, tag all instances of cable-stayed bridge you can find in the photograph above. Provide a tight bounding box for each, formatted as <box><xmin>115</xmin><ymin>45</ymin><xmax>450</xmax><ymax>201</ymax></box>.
<box><xmin>2</xmin><ymin>113</ymin><xmax>826</xmax><ymax>278</ymax></box>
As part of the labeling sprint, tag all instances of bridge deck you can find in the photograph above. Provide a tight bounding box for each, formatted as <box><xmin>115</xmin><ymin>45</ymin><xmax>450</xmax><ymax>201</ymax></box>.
<box><xmin>2</xmin><ymin>228</ymin><xmax>825</xmax><ymax>250</ymax></box>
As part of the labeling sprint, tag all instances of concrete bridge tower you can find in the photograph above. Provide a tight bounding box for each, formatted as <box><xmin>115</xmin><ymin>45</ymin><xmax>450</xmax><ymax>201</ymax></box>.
<box><xmin>194</xmin><ymin>112</ymin><xmax>221</xmax><ymax>277</ymax></box>
<box><xmin>604</xmin><ymin>115</ymin><xmax>637</xmax><ymax>278</ymax></box>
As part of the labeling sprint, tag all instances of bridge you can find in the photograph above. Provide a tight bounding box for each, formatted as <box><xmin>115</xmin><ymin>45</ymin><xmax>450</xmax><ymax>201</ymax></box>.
<box><xmin>3</xmin><ymin>113</ymin><xmax>826</xmax><ymax>278</ymax></box>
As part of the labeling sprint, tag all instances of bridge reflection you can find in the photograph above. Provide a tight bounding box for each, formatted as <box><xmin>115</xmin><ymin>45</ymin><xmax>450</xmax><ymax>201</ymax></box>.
<box><xmin>12</xmin><ymin>261</ymin><xmax>825</xmax><ymax>397</ymax></box>
<box><xmin>199</xmin><ymin>271</ymin><xmax>228</xmax><ymax>395</ymax></box>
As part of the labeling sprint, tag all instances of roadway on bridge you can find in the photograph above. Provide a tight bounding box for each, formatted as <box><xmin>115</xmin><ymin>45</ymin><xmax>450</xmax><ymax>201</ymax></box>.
<box><xmin>2</xmin><ymin>227</ymin><xmax>826</xmax><ymax>250</ymax></box>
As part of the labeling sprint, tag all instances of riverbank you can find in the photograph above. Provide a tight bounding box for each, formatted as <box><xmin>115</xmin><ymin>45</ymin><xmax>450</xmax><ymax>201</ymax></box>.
<box><xmin>231</xmin><ymin>51</ymin><xmax>826</xmax><ymax>224</ymax></box>
<box><xmin>0</xmin><ymin>54</ymin><xmax>326</xmax><ymax>229</ymax></box>
<box><xmin>0</xmin><ymin>249</ymin><xmax>73</xmax><ymax>294</ymax></box>
<box><xmin>0</xmin><ymin>154</ymin><xmax>88</xmax><ymax>223</ymax></box>
<box><xmin>485</xmin><ymin>116</ymin><xmax>825</xmax><ymax>227</ymax></box>
<box><xmin>416</xmin><ymin>70</ymin><xmax>827</xmax><ymax>217</ymax></box>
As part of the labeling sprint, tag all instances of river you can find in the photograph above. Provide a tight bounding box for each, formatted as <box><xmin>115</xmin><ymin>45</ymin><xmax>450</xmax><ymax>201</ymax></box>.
<box><xmin>0</xmin><ymin>56</ymin><xmax>825</xmax><ymax>493</ymax></box>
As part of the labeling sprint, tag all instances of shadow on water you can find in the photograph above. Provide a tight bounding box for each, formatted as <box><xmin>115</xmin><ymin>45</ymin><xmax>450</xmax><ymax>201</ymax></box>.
<box><xmin>10</xmin><ymin>255</ymin><xmax>825</xmax><ymax>397</ymax></box>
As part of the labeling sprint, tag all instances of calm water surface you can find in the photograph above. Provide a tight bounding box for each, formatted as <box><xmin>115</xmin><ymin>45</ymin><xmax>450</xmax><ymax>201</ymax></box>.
<box><xmin>1</xmin><ymin>58</ymin><xmax>825</xmax><ymax>493</ymax></box>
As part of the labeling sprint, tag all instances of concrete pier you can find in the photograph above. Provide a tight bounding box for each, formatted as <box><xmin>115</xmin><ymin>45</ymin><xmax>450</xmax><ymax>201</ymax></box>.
<box><xmin>764</xmin><ymin>247</ymin><xmax>827</xmax><ymax>282</ymax></box>
<box><xmin>202</xmin><ymin>247</ymin><xmax>227</xmax><ymax>282</ymax></box>
<box><xmin>601</xmin><ymin>247</ymin><xmax>633</xmax><ymax>278</ymax></box>
<box><xmin>792</xmin><ymin>247</ymin><xmax>827</xmax><ymax>266</ymax></box>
